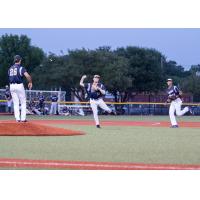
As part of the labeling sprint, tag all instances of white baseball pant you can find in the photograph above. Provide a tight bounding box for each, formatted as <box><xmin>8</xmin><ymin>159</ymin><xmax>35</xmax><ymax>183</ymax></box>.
<box><xmin>10</xmin><ymin>83</ymin><xmax>26</xmax><ymax>121</ymax></box>
<box><xmin>169</xmin><ymin>98</ymin><xmax>189</xmax><ymax>126</ymax></box>
<box><xmin>90</xmin><ymin>98</ymin><xmax>111</xmax><ymax>125</ymax></box>
<box><xmin>7</xmin><ymin>99</ymin><xmax>13</xmax><ymax>107</ymax></box>
<box><xmin>6</xmin><ymin>99</ymin><xmax>13</xmax><ymax>113</ymax></box>
<box><xmin>50</xmin><ymin>102</ymin><xmax>58</xmax><ymax>115</ymax></box>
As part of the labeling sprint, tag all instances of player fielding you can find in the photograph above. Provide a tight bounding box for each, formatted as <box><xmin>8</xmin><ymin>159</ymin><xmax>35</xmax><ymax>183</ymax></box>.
<box><xmin>166</xmin><ymin>78</ymin><xmax>192</xmax><ymax>128</ymax></box>
<box><xmin>8</xmin><ymin>55</ymin><xmax>32</xmax><ymax>122</ymax></box>
<box><xmin>80</xmin><ymin>74</ymin><xmax>116</xmax><ymax>128</ymax></box>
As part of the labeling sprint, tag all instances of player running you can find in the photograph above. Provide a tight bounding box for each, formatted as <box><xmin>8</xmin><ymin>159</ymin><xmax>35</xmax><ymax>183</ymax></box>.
<box><xmin>8</xmin><ymin>55</ymin><xmax>32</xmax><ymax>122</ymax></box>
<box><xmin>80</xmin><ymin>75</ymin><xmax>116</xmax><ymax>128</ymax></box>
<box><xmin>166</xmin><ymin>78</ymin><xmax>192</xmax><ymax>128</ymax></box>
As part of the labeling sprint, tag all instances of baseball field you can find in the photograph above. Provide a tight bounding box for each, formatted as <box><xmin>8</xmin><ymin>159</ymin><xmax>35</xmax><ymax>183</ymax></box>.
<box><xmin>0</xmin><ymin>115</ymin><xmax>200</xmax><ymax>169</ymax></box>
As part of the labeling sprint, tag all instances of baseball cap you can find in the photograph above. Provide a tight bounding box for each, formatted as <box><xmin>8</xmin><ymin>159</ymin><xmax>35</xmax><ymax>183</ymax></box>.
<box><xmin>14</xmin><ymin>55</ymin><xmax>22</xmax><ymax>63</ymax></box>
<box><xmin>167</xmin><ymin>78</ymin><xmax>173</xmax><ymax>82</ymax></box>
<box><xmin>94</xmin><ymin>75</ymin><xmax>100</xmax><ymax>78</ymax></box>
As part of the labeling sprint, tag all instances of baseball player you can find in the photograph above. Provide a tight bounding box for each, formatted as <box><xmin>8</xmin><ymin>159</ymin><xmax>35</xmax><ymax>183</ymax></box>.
<box><xmin>80</xmin><ymin>74</ymin><xmax>116</xmax><ymax>128</ymax></box>
<box><xmin>38</xmin><ymin>92</ymin><xmax>45</xmax><ymax>114</ymax></box>
<box><xmin>166</xmin><ymin>78</ymin><xmax>192</xmax><ymax>128</ymax></box>
<box><xmin>5</xmin><ymin>85</ymin><xmax>13</xmax><ymax>113</ymax></box>
<box><xmin>8</xmin><ymin>55</ymin><xmax>32</xmax><ymax>122</ymax></box>
<box><xmin>50</xmin><ymin>93</ymin><xmax>58</xmax><ymax>115</ymax></box>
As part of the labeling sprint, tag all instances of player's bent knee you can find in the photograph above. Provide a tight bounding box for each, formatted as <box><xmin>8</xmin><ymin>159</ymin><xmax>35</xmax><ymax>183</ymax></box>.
<box><xmin>176</xmin><ymin>112</ymin><xmax>182</xmax><ymax>116</ymax></box>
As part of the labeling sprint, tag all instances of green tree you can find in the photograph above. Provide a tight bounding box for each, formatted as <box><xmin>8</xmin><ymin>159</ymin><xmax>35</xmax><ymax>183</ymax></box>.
<box><xmin>32</xmin><ymin>45</ymin><xmax>197</xmax><ymax>102</ymax></box>
<box><xmin>181</xmin><ymin>65</ymin><xmax>200</xmax><ymax>101</ymax></box>
<box><xmin>163</xmin><ymin>60</ymin><xmax>191</xmax><ymax>79</ymax></box>
<box><xmin>115</xmin><ymin>46</ymin><xmax>165</xmax><ymax>93</ymax></box>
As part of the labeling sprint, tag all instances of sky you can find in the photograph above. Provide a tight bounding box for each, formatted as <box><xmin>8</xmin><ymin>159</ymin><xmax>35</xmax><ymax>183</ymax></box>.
<box><xmin>0</xmin><ymin>28</ymin><xmax>200</xmax><ymax>69</ymax></box>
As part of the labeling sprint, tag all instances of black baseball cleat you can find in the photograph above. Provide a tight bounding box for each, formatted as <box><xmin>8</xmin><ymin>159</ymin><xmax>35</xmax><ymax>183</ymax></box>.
<box><xmin>112</xmin><ymin>111</ymin><xmax>117</xmax><ymax>115</ymax></box>
<box><xmin>16</xmin><ymin>120</ymin><xmax>21</xmax><ymax>122</ymax></box>
<box><xmin>21</xmin><ymin>120</ymin><xmax>28</xmax><ymax>123</ymax></box>
<box><xmin>110</xmin><ymin>110</ymin><xmax>117</xmax><ymax>115</ymax></box>
<box><xmin>170</xmin><ymin>125</ymin><xmax>179</xmax><ymax>128</ymax></box>
<box><xmin>96</xmin><ymin>125</ymin><xmax>101</xmax><ymax>128</ymax></box>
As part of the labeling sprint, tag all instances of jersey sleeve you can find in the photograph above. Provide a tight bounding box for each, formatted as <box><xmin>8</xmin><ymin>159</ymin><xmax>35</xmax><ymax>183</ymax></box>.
<box><xmin>174</xmin><ymin>86</ymin><xmax>179</xmax><ymax>94</ymax></box>
<box><xmin>20</xmin><ymin>67</ymin><xmax>27</xmax><ymax>76</ymax></box>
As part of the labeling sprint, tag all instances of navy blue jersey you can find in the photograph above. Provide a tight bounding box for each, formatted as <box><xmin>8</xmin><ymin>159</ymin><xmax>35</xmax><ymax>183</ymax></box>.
<box><xmin>38</xmin><ymin>95</ymin><xmax>45</xmax><ymax>103</ymax></box>
<box><xmin>166</xmin><ymin>85</ymin><xmax>180</xmax><ymax>99</ymax></box>
<box><xmin>8</xmin><ymin>64</ymin><xmax>27</xmax><ymax>84</ymax></box>
<box><xmin>51</xmin><ymin>95</ymin><xmax>58</xmax><ymax>102</ymax></box>
<box><xmin>85</xmin><ymin>82</ymin><xmax>105</xmax><ymax>100</ymax></box>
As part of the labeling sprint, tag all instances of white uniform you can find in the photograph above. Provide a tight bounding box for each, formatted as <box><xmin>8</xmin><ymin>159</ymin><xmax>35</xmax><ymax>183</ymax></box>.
<box><xmin>167</xmin><ymin>85</ymin><xmax>189</xmax><ymax>126</ymax></box>
<box><xmin>8</xmin><ymin>64</ymin><xmax>27</xmax><ymax>121</ymax></box>
<box><xmin>85</xmin><ymin>83</ymin><xmax>112</xmax><ymax>126</ymax></box>
<box><xmin>90</xmin><ymin>98</ymin><xmax>111</xmax><ymax>125</ymax></box>
<box><xmin>50</xmin><ymin>102</ymin><xmax>58</xmax><ymax>114</ymax></box>
<box><xmin>7</xmin><ymin>99</ymin><xmax>13</xmax><ymax>108</ymax></box>
<box><xmin>50</xmin><ymin>95</ymin><xmax>58</xmax><ymax>115</ymax></box>
<box><xmin>10</xmin><ymin>84</ymin><xmax>26</xmax><ymax>121</ymax></box>
<box><xmin>169</xmin><ymin>98</ymin><xmax>189</xmax><ymax>126</ymax></box>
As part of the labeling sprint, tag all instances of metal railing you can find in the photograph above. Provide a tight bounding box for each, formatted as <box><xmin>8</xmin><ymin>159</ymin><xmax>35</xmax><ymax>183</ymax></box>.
<box><xmin>1</xmin><ymin>100</ymin><xmax>199</xmax><ymax>115</ymax></box>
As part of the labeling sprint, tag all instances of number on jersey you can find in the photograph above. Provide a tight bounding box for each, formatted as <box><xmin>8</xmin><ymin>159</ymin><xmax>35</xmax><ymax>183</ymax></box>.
<box><xmin>10</xmin><ymin>68</ymin><xmax>17</xmax><ymax>76</ymax></box>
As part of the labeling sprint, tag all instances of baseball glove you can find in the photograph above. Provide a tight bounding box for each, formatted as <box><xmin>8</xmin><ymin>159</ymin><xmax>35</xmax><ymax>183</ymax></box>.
<box><xmin>169</xmin><ymin>95</ymin><xmax>177</xmax><ymax>100</ymax></box>
<box><xmin>166</xmin><ymin>94</ymin><xmax>182</xmax><ymax>103</ymax></box>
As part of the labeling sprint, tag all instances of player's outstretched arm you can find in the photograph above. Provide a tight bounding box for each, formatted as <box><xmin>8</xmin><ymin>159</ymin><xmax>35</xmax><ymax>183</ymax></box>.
<box><xmin>24</xmin><ymin>72</ymin><xmax>33</xmax><ymax>90</ymax></box>
<box><xmin>80</xmin><ymin>75</ymin><xmax>87</xmax><ymax>87</ymax></box>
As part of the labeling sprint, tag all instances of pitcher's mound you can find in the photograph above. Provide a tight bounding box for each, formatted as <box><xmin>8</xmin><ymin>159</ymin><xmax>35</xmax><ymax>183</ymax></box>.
<box><xmin>0</xmin><ymin>122</ymin><xmax>84</xmax><ymax>136</ymax></box>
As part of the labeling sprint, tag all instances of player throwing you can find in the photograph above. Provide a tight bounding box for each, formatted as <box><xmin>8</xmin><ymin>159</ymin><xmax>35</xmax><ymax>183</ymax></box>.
<box><xmin>80</xmin><ymin>74</ymin><xmax>115</xmax><ymax>128</ymax></box>
<box><xmin>166</xmin><ymin>78</ymin><xmax>192</xmax><ymax>128</ymax></box>
<box><xmin>8</xmin><ymin>55</ymin><xmax>32</xmax><ymax>122</ymax></box>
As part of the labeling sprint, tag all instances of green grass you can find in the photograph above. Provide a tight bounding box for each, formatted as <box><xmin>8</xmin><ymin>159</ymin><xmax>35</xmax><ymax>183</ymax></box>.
<box><xmin>0</xmin><ymin>114</ymin><xmax>200</xmax><ymax>122</ymax></box>
<box><xmin>0</xmin><ymin>115</ymin><xmax>200</xmax><ymax>166</ymax></box>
